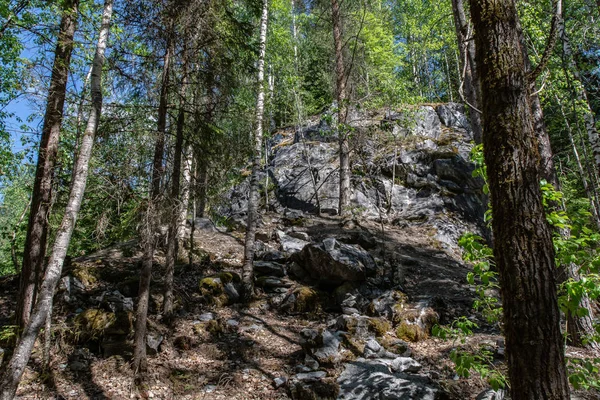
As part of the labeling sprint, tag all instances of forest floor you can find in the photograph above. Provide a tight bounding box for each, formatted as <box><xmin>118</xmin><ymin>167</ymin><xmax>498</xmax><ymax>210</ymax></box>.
<box><xmin>0</xmin><ymin>215</ymin><xmax>598</xmax><ymax>400</ymax></box>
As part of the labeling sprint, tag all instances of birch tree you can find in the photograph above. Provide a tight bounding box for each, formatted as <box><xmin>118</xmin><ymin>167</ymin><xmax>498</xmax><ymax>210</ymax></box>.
<box><xmin>16</xmin><ymin>0</ymin><xmax>80</xmax><ymax>329</ymax></box>
<box><xmin>242</xmin><ymin>0</ymin><xmax>269</xmax><ymax>301</ymax></box>
<box><xmin>0</xmin><ymin>0</ymin><xmax>113</xmax><ymax>396</ymax></box>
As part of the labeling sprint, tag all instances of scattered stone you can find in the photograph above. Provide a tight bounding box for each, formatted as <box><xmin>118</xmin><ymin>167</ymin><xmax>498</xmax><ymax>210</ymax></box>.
<box><xmin>295</xmin><ymin>371</ymin><xmax>326</xmax><ymax>382</ymax></box>
<box><xmin>288</xmin><ymin>231</ymin><xmax>310</xmax><ymax>241</ymax></box>
<box><xmin>390</xmin><ymin>357</ymin><xmax>422</xmax><ymax>373</ymax></box>
<box><xmin>226</xmin><ymin>319</ymin><xmax>240</xmax><ymax>328</ymax></box>
<box><xmin>295</xmin><ymin>365</ymin><xmax>312</xmax><ymax>373</ymax></box>
<box><xmin>254</xmin><ymin>261</ymin><xmax>286</xmax><ymax>277</ymax></box>
<box><xmin>146</xmin><ymin>332</ymin><xmax>163</xmax><ymax>355</ymax></box>
<box><xmin>311</xmin><ymin>330</ymin><xmax>342</xmax><ymax>365</ymax></box>
<box><xmin>197</xmin><ymin>312</ymin><xmax>215</xmax><ymax>322</ymax></box>
<box><xmin>363</xmin><ymin>338</ymin><xmax>383</xmax><ymax>359</ymax></box>
<box><xmin>203</xmin><ymin>385</ymin><xmax>217</xmax><ymax>393</ymax></box>
<box><xmin>256</xmin><ymin>276</ymin><xmax>293</xmax><ymax>289</ymax></box>
<box><xmin>277</xmin><ymin>230</ymin><xmax>310</xmax><ymax>254</ymax></box>
<box><xmin>304</xmin><ymin>355</ymin><xmax>319</xmax><ymax>371</ymax></box>
<box><xmin>476</xmin><ymin>388</ymin><xmax>506</xmax><ymax>400</ymax></box>
<box><xmin>273</xmin><ymin>377</ymin><xmax>288</xmax><ymax>388</ymax></box>
<box><xmin>101</xmin><ymin>290</ymin><xmax>134</xmax><ymax>312</ymax></box>
<box><xmin>259</xmin><ymin>251</ymin><xmax>288</xmax><ymax>262</ymax></box>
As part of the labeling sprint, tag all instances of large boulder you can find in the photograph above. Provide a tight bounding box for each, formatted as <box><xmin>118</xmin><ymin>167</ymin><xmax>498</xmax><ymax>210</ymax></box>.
<box><xmin>337</xmin><ymin>358</ymin><xmax>438</xmax><ymax>399</ymax></box>
<box><xmin>297</xmin><ymin>238</ymin><xmax>377</xmax><ymax>284</ymax></box>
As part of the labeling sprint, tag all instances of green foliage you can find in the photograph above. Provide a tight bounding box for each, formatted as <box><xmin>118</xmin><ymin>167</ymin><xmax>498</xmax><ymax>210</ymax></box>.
<box><xmin>432</xmin><ymin>316</ymin><xmax>477</xmax><ymax>343</ymax></box>
<box><xmin>459</xmin><ymin>233</ymin><xmax>502</xmax><ymax>324</ymax></box>
<box><xmin>450</xmin><ymin>348</ymin><xmax>507</xmax><ymax>391</ymax></box>
<box><xmin>568</xmin><ymin>358</ymin><xmax>600</xmax><ymax>390</ymax></box>
<box><xmin>433</xmin><ymin>317</ymin><xmax>507</xmax><ymax>391</ymax></box>
<box><xmin>470</xmin><ymin>144</ymin><xmax>492</xmax><ymax>223</ymax></box>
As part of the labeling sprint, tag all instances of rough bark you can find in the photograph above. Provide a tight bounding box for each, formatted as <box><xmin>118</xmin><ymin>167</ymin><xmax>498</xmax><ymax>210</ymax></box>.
<box><xmin>469</xmin><ymin>0</ymin><xmax>570</xmax><ymax>398</ymax></box>
<box><xmin>163</xmin><ymin>50</ymin><xmax>188</xmax><ymax>319</ymax></box>
<box><xmin>0</xmin><ymin>1</ymin><xmax>112</xmax><ymax>396</ymax></box>
<box><xmin>17</xmin><ymin>0</ymin><xmax>79</xmax><ymax>330</ymax></box>
<box><xmin>133</xmin><ymin>37</ymin><xmax>172</xmax><ymax>373</ymax></box>
<box><xmin>451</xmin><ymin>0</ymin><xmax>483</xmax><ymax>143</ymax></box>
<box><xmin>242</xmin><ymin>0</ymin><xmax>269</xmax><ymax>302</ymax></box>
<box><xmin>331</xmin><ymin>0</ymin><xmax>350</xmax><ymax>216</ymax></box>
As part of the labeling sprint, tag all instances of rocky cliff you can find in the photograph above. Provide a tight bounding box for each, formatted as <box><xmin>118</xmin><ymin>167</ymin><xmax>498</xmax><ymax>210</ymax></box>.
<box><xmin>220</xmin><ymin>103</ymin><xmax>487</xmax><ymax>256</ymax></box>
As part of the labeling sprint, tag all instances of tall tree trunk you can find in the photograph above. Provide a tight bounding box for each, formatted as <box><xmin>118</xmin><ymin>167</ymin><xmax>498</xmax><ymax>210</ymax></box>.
<box><xmin>469</xmin><ymin>0</ymin><xmax>570</xmax><ymax>398</ymax></box>
<box><xmin>556</xmin><ymin>95</ymin><xmax>600</xmax><ymax>225</ymax></box>
<box><xmin>558</xmin><ymin>15</ymin><xmax>600</xmax><ymax>175</ymax></box>
<box><xmin>0</xmin><ymin>1</ymin><xmax>112</xmax><ymax>396</ymax></box>
<box><xmin>331</xmin><ymin>0</ymin><xmax>350</xmax><ymax>217</ymax></box>
<box><xmin>163</xmin><ymin>49</ymin><xmax>188</xmax><ymax>319</ymax></box>
<box><xmin>179</xmin><ymin>144</ymin><xmax>193</xmax><ymax>236</ymax></box>
<box><xmin>16</xmin><ymin>0</ymin><xmax>80</xmax><ymax>330</ymax></box>
<box><xmin>451</xmin><ymin>0</ymin><xmax>482</xmax><ymax>143</ymax></box>
<box><xmin>196</xmin><ymin>162</ymin><xmax>208</xmax><ymax>218</ymax></box>
<box><xmin>242</xmin><ymin>0</ymin><xmax>268</xmax><ymax>302</ymax></box>
<box><xmin>133</xmin><ymin>37</ymin><xmax>172</xmax><ymax>373</ymax></box>
<box><xmin>290</xmin><ymin>0</ymin><xmax>321</xmax><ymax>215</ymax></box>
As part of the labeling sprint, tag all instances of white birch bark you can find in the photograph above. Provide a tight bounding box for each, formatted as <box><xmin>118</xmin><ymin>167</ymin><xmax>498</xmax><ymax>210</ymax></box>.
<box><xmin>242</xmin><ymin>0</ymin><xmax>269</xmax><ymax>301</ymax></box>
<box><xmin>179</xmin><ymin>144</ymin><xmax>193</xmax><ymax>238</ymax></box>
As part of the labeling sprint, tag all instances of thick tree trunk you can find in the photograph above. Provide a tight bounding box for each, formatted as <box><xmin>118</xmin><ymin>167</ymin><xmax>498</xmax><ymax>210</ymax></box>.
<box><xmin>0</xmin><ymin>1</ymin><xmax>112</xmax><ymax>397</ymax></box>
<box><xmin>242</xmin><ymin>0</ymin><xmax>268</xmax><ymax>302</ymax></box>
<box><xmin>331</xmin><ymin>0</ymin><xmax>350</xmax><ymax>217</ymax></box>
<box><xmin>451</xmin><ymin>0</ymin><xmax>483</xmax><ymax>143</ymax></box>
<box><xmin>17</xmin><ymin>0</ymin><xmax>79</xmax><ymax>330</ymax></box>
<box><xmin>163</xmin><ymin>51</ymin><xmax>188</xmax><ymax>319</ymax></box>
<box><xmin>469</xmin><ymin>0</ymin><xmax>570</xmax><ymax>398</ymax></box>
<box><xmin>133</xmin><ymin>38</ymin><xmax>172</xmax><ymax>373</ymax></box>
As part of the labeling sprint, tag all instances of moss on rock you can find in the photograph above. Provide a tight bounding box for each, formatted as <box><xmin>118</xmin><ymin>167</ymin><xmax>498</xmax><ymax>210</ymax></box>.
<box><xmin>396</xmin><ymin>322</ymin><xmax>426</xmax><ymax>342</ymax></box>
<box><xmin>74</xmin><ymin>309</ymin><xmax>117</xmax><ymax>340</ymax></box>
<box><xmin>367</xmin><ymin>317</ymin><xmax>392</xmax><ymax>337</ymax></box>
<box><xmin>293</xmin><ymin>286</ymin><xmax>320</xmax><ymax>313</ymax></box>
<box><xmin>72</xmin><ymin>265</ymin><xmax>99</xmax><ymax>288</ymax></box>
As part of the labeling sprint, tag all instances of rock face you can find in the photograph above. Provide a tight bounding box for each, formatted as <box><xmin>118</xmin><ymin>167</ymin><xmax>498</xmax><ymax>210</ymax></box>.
<box><xmin>217</xmin><ymin>103</ymin><xmax>486</xmax><ymax>255</ymax></box>
<box><xmin>296</xmin><ymin>238</ymin><xmax>377</xmax><ymax>284</ymax></box>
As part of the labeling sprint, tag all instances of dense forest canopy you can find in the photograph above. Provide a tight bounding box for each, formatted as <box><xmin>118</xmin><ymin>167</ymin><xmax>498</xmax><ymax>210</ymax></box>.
<box><xmin>0</xmin><ymin>0</ymin><xmax>599</xmax><ymax>398</ymax></box>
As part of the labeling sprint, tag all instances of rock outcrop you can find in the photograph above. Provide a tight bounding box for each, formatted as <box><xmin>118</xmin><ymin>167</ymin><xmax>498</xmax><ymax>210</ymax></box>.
<box><xmin>218</xmin><ymin>103</ymin><xmax>486</xmax><ymax>256</ymax></box>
